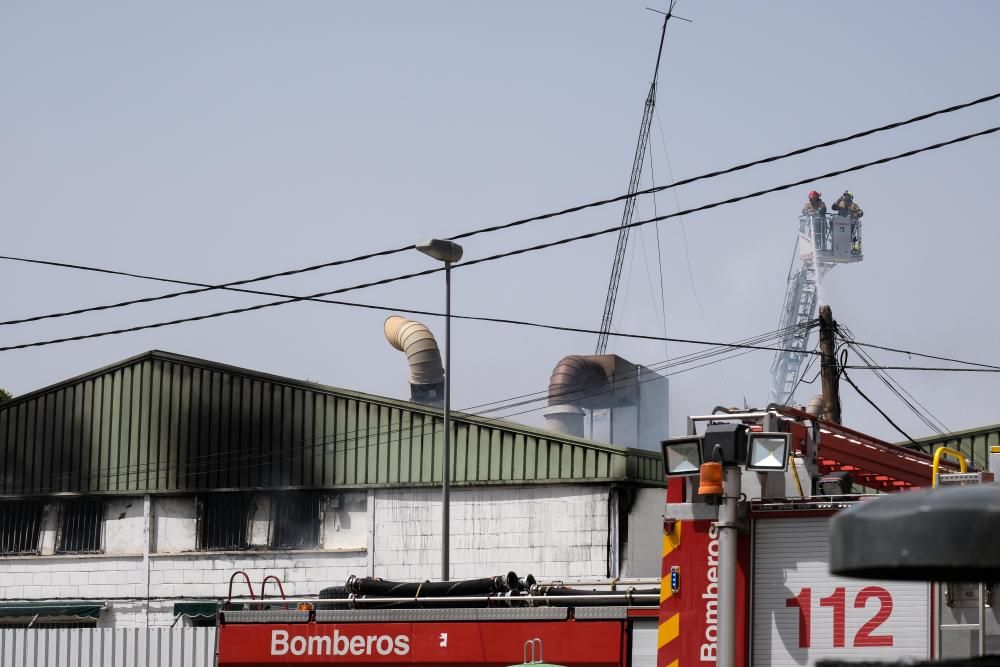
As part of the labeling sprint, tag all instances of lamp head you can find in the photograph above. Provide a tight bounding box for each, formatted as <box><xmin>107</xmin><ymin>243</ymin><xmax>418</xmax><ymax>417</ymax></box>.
<box><xmin>416</xmin><ymin>239</ymin><xmax>464</xmax><ymax>264</ymax></box>
<box><xmin>745</xmin><ymin>432</ymin><xmax>791</xmax><ymax>472</ymax></box>
<box><xmin>660</xmin><ymin>436</ymin><xmax>703</xmax><ymax>476</ymax></box>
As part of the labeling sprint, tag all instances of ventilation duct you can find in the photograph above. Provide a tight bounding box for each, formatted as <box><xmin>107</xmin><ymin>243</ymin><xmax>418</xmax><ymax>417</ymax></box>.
<box><xmin>384</xmin><ymin>316</ymin><xmax>444</xmax><ymax>406</ymax></box>
<box><xmin>542</xmin><ymin>354</ymin><xmax>667</xmax><ymax>448</ymax></box>
<box><xmin>543</xmin><ymin>355</ymin><xmax>608</xmax><ymax>437</ymax></box>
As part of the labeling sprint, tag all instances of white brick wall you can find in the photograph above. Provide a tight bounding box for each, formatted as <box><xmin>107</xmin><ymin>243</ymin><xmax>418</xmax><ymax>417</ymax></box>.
<box><xmin>0</xmin><ymin>483</ymin><xmax>667</xmax><ymax>628</ymax></box>
<box><xmin>373</xmin><ymin>485</ymin><xmax>611</xmax><ymax>581</ymax></box>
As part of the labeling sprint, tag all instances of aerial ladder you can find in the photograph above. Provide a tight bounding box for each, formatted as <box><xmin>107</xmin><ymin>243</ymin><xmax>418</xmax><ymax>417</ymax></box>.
<box><xmin>768</xmin><ymin>212</ymin><xmax>864</xmax><ymax>405</ymax></box>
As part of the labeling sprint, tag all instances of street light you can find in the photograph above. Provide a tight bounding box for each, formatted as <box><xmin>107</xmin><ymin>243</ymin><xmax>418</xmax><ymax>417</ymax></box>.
<box><xmin>415</xmin><ymin>238</ymin><xmax>464</xmax><ymax>582</ymax></box>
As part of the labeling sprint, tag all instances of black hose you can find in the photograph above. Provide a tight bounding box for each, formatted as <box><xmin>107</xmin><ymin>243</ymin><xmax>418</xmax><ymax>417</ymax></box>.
<box><xmin>345</xmin><ymin>572</ymin><xmax>518</xmax><ymax>597</ymax></box>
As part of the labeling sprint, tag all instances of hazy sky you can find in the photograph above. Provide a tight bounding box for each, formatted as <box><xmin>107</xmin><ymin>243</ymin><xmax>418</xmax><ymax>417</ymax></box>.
<box><xmin>2</xmin><ymin>1</ymin><xmax>999</xmax><ymax>445</ymax></box>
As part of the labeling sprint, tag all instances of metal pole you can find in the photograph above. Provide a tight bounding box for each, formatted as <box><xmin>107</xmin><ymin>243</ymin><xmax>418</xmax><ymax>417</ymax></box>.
<box><xmin>717</xmin><ymin>465</ymin><xmax>741</xmax><ymax>667</ymax></box>
<box><xmin>442</xmin><ymin>261</ymin><xmax>452</xmax><ymax>582</ymax></box>
<box><xmin>979</xmin><ymin>582</ymin><xmax>986</xmax><ymax>657</ymax></box>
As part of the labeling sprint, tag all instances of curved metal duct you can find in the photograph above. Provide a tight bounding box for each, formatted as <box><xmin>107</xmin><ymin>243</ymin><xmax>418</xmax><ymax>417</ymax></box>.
<box><xmin>547</xmin><ymin>355</ymin><xmax>608</xmax><ymax>406</ymax></box>
<box><xmin>384</xmin><ymin>316</ymin><xmax>445</xmax><ymax>405</ymax></box>
<box><xmin>543</xmin><ymin>355</ymin><xmax>609</xmax><ymax>437</ymax></box>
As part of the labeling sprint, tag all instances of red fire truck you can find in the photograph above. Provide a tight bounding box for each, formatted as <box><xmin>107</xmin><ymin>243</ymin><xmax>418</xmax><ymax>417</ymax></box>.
<box><xmin>216</xmin><ymin>573</ymin><xmax>661</xmax><ymax>667</ymax></box>
<box><xmin>215</xmin><ymin>406</ymin><xmax>974</xmax><ymax>667</ymax></box>
<box><xmin>656</xmin><ymin>406</ymin><xmax>973</xmax><ymax>667</ymax></box>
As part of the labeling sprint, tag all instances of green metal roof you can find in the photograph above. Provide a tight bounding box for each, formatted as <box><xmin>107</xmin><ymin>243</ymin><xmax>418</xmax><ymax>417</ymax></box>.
<box><xmin>901</xmin><ymin>423</ymin><xmax>1000</xmax><ymax>469</ymax></box>
<box><xmin>0</xmin><ymin>351</ymin><xmax>664</xmax><ymax>496</ymax></box>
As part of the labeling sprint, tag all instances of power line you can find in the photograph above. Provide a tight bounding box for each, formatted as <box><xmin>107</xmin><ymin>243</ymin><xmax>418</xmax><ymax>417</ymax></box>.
<box><xmin>840</xmin><ymin>368</ymin><xmax>918</xmax><ymax>445</ymax></box>
<box><xmin>3</xmin><ymin>124</ymin><xmax>996</xmax><ymax>353</ymax></box>
<box><xmin>845</xmin><ymin>339</ymin><xmax>1000</xmax><ymax>371</ymax></box>
<box><xmin>837</xmin><ymin>327</ymin><xmax>949</xmax><ymax>435</ymax></box>
<box><xmin>479</xmin><ymin>323</ymin><xmax>813</xmax><ymax>415</ymax></box>
<box><xmin>444</xmin><ymin>92</ymin><xmax>1000</xmax><ymax>250</ymax></box>
<box><xmin>0</xmin><ymin>263</ymin><xmax>820</xmax><ymax>356</ymax></box>
<box><xmin>842</xmin><ymin>365</ymin><xmax>1000</xmax><ymax>373</ymax></box>
<box><xmin>4</xmin><ymin>91</ymin><xmax>1000</xmax><ymax>328</ymax></box>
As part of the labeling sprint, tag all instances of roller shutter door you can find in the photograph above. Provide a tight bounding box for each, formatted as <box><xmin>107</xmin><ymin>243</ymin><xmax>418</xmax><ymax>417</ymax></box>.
<box><xmin>629</xmin><ymin>618</ymin><xmax>657</xmax><ymax>667</ymax></box>
<box><xmin>751</xmin><ymin>516</ymin><xmax>929</xmax><ymax>666</ymax></box>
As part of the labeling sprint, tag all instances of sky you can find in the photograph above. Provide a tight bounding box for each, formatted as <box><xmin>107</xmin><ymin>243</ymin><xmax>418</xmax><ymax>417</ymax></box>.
<box><xmin>2</xmin><ymin>1</ymin><xmax>999</xmax><ymax>446</ymax></box>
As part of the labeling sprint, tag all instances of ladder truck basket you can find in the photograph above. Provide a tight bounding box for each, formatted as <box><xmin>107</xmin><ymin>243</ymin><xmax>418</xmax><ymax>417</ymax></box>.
<box><xmin>799</xmin><ymin>214</ymin><xmax>863</xmax><ymax>264</ymax></box>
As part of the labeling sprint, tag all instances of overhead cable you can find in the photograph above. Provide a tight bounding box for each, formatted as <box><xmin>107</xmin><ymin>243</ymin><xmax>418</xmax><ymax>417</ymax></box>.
<box><xmin>840</xmin><ymin>368</ymin><xmax>918</xmax><ymax>445</ymax></box>
<box><xmin>2</xmin><ymin>125</ymin><xmax>997</xmax><ymax>353</ymax></box>
<box><xmin>842</xmin><ymin>365</ymin><xmax>1000</xmax><ymax>372</ymax></box>
<box><xmin>844</xmin><ymin>339</ymin><xmax>1000</xmax><ymax>371</ymax></box>
<box><xmin>3</xmin><ymin>91</ymin><xmax>999</xmax><ymax>327</ymax></box>
<box><xmin>838</xmin><ymin>326</ymin><xmax>948</xmax><ymax>435</ymax></box>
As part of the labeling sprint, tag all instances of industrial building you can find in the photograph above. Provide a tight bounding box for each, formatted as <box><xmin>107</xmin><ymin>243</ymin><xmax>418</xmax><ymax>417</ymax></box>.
<box><xmin>0</xmin><ymin>349</ymin><xmax>667</xmax><ymax>631</ymax></box>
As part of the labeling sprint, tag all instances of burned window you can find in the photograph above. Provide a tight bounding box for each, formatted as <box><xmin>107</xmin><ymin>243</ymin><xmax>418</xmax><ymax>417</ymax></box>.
<box><xmin>0</xmin><ymin>500</ymin><xmax>44</xmax><ymax>555</ymax></box>
<box><xmin>197</xmin><ymin>494</ymin><xmax>253</xmax><ymax>551</ymax></box>
<box><xmin>269</xmin><ymin>493</ymin><xmax>320</xmax><ymax>549</ymax></box>
<box><xmin>57</xmin><ymin>498</ymin><xmax>104</xmax><ymax>553</ymax></box>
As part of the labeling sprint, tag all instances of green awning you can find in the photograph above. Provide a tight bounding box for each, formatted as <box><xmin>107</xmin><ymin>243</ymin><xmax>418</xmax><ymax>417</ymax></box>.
<box><xmin>173</xmin><ymin>602</ymin><xmax>219</xmax><ymax>618</ymax></box>
<box><xmin>0</xmin><ymin>602</ymin><xmax>104</xmax><ymax>620</ymax></box>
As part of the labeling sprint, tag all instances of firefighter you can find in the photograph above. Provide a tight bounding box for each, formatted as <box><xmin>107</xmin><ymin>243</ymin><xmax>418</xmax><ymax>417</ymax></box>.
<box><xmin>802</xmin><ymin>191</ymin><xmax>829</xmax><ymax>250</ymax></box>
<box><xmin>832</xmin><ymin>191</ymin><xmax>863</xmax><ymax>219</ymax></box>
<box><xmin>833</xmin><ymin>191</ymin><xmax>864</xmax><ymax>253</ymax></box>
<box><xmin>802</xmin><ymin>190</ymin><xmax>827</xmax><ymax>216</ymax></box>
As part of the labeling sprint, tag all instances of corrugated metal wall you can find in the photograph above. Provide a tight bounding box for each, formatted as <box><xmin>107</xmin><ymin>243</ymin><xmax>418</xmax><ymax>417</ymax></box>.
<box><xmin>752</xmin><ymin>517</ymin><xmax>929</xmax><ymax>665</ymax></box>
<box><xmin>0</xmin><ymin>627</ymin><xmax>215</xmax><ymax>667</ymax></box>
<box><xmin>0</xmin><ymin>352</ymin><xmax>664</xmax><ymax>495</ymax></box>
<box><xmin>905</xmin><ymin>425</ymin><xmax>1000</xmax><ymax>469</ymax></box>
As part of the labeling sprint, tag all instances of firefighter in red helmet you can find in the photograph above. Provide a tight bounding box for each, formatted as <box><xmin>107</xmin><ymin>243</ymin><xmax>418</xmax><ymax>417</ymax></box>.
<box><xmin>802</xmin><ymin>190</ymin><xmax>827</xmax><ymax>216</ymax></box>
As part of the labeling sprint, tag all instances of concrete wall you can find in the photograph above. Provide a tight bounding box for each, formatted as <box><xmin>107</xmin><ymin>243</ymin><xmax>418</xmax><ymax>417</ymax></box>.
<box><xmin>0</xmin><ymin>484</ymin><xmax>665</xmax><ymax>628</ymax></box>
<box><xmin>621</xmin><ymin>487</ymin><xmax>665</xmax><ymax>578</ymax></box>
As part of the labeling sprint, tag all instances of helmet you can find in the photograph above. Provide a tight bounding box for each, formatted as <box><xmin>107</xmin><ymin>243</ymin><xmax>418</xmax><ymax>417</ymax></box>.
<box><xmin>808</xmin><ymin>190</ymin><xmax>820</xmax><ymax>199</ymax></box>
<box><xmin>844</xmin><ymin>191</ymin><xmax>853</xmax><ymax>198</ymax></box>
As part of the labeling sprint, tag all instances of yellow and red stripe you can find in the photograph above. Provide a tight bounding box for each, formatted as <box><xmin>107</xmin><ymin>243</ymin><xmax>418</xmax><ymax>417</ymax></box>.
<box><xmin>658</xmin><ymin>520</ymin><xmax>682</xmax><ymax>667</ymax></box>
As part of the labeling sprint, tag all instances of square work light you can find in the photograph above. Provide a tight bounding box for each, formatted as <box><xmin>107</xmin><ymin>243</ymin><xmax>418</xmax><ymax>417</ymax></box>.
<box><xmin>661</xmin><ymin>436</ymin><xmax>704</xmax><ymax>476</ymax></box>
<box><xmin>745</xmin><ymin>432</ymin><xmax>791</xmax><ymax>472</ymax></box>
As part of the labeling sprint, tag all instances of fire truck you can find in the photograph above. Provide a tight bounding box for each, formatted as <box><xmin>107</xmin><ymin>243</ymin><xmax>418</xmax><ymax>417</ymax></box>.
<box><xmin>216</xmin><ymin>572</ymin><xmax>661</xmax><ymax>667</ymax></box>
<box><xmin>214</xmin><ymin>406</ymin><xmax>984</xmax><ymax>667</ymax></box>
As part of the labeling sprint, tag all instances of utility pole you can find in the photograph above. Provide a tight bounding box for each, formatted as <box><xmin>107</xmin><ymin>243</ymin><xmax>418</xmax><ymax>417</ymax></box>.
<box><xmin>818</xmin><ymin>304</ymin><xmax>841</xmax><ymax>424</ymax></box>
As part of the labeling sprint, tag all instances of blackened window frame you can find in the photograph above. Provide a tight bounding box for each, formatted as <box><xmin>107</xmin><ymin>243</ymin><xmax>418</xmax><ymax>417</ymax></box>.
<box><xmin>196</xmin><ymin>493</ymin><xmax>254</xmax><ymax>551</ymax></box>
<box><xmin>56</xmin><ymin>497</ymin><xmax>105</xmax><ymax>554</ymax></box>
<box><xmin>0</xmin><ymin>500</ymin><xmax>45</xmax><ymax>555</ymax></box>
<box><xmin>268</xmin><ymin>492</ymin><xmax>321</xmax><ymax>550</ymax></box>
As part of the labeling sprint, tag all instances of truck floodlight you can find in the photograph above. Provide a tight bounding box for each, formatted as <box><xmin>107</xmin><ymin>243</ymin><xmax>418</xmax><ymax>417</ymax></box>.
<box><xmin>660</xmin><ymin>436</ymin><xmax>703</xmax><ymax>476</ymax></box>
<box><xmin>745</xmin><ymin>432</ymin><xmax>791</xmax><ymax>472</ymax></box>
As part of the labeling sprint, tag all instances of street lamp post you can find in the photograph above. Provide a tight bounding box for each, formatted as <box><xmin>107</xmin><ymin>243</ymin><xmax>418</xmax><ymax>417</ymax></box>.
<box><xmin>415</xmin><ymin>238</ymin><xmax>464</xmax><ymax>582</ymax></box>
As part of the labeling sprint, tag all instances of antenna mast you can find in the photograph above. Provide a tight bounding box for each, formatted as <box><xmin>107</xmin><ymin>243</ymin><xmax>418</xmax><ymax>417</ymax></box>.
<box><xmin>594</xmin><ymin>3</ymin><xmax>681</xmax><ymax>355</ymax></box>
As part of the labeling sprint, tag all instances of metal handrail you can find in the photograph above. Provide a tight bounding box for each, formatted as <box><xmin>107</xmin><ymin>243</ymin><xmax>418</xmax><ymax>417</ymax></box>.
<box><xmin>226</xmin><ymin>571</ymin><xmax>256</xmax><ymax>610</ymax></box>
<box><xmin>524</xmin><ymin>638</ymin><xmax>543</xmax><ymax>665</ymax></box>
<box><xmin>932</xmin><ymin>446</ymin><xmax>968</xmax><ymax>487</ymax></box>
<box><xmin>260</xmin><ymin>574</ymin><xmax>289</xmax><ymax>610</ymax></box>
